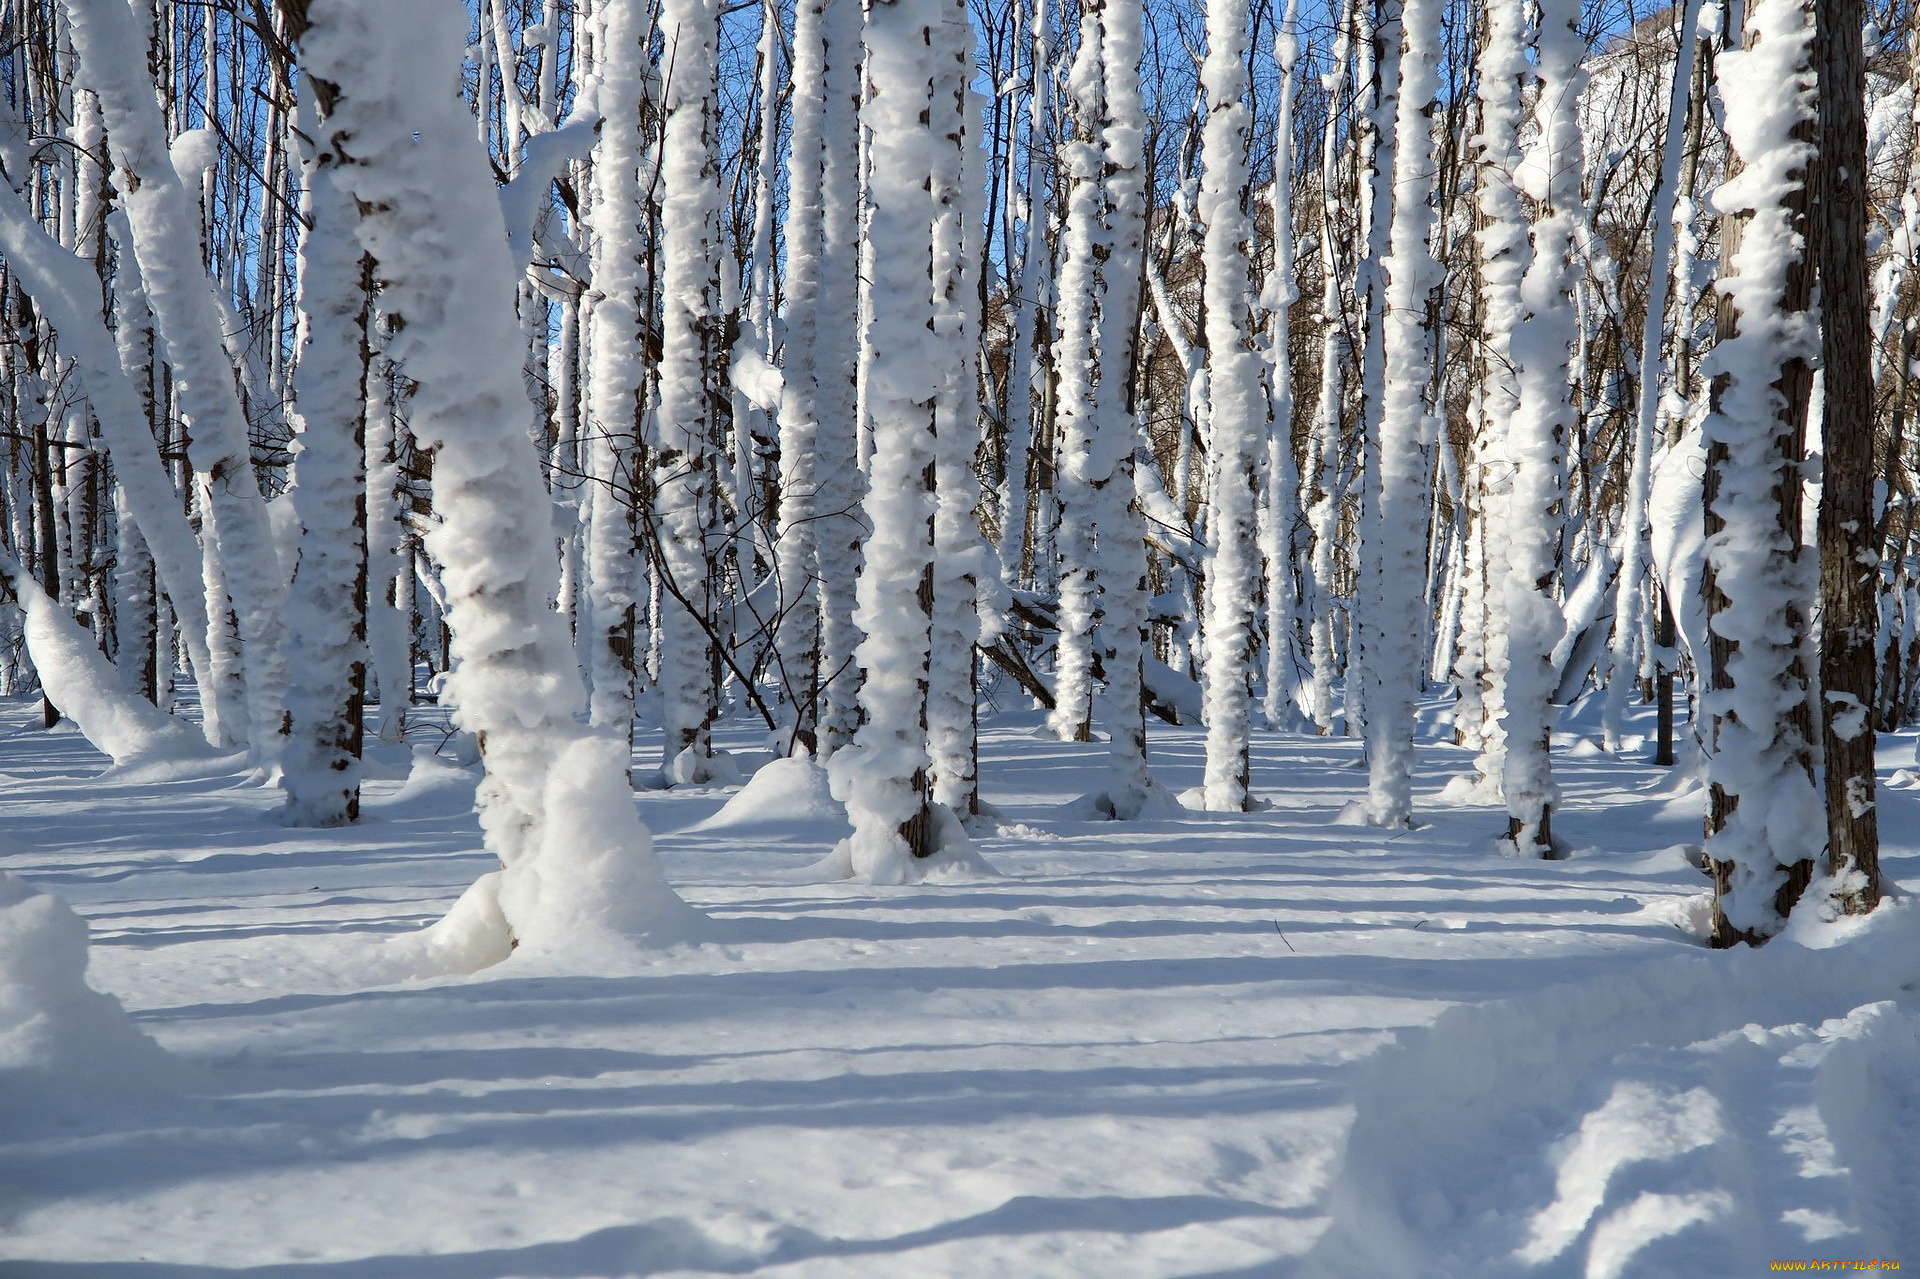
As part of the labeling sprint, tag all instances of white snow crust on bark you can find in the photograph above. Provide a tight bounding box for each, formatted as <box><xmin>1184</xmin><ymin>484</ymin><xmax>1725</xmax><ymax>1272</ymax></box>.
<box><xmin>1196</xmin><ymin>0</ymin><xmax>1267</xmax><ymax>813</ymax></box>
<box><xmin>1604</xmin><ymin>0</ymin><xmax>1706</xmax><ymax>754</ymax></box>
<box><xmin>581</xmin><ymin>0</ymin><xmax>653</xmax><ymax>738</ymax></box>
<box><xmin>1046</xmin><ymin>0</ymin><xmax>1153</xmax><ymax>814</ymax></box>
<box><xmin>300</xmin><ymin>0</ymin><xmax>700</xmax><ymax>961</ymax></box>
<box><xmin>1259</xmin><ymin>0</ymin><xmax>1305</xmax><ymax>732</ymax></box>
<box><xmin>1092</xmin><ymin>0</ymin><xmax>1154</xmax><ymax>817</ymax></box>
<box><xmin>63</xmin><ymin>0</ymin><xmax>290</xmax><ymax>759</ymax></box>
<box><xmin>926</xmin><ymin>0</ymin><xmax>991</xmax><ymax>817</ymax></box>
<box><xmin>278</xmin><ymin>116</ymin><xmax>371</xmax><ymax>828</ymax></box>
<box><xmin>822</xmin><ymin>0</ymin><xmax>985</xmax><ymax>884</ymax></box>
<box><xmin>0</xmin><ymin>550</ymin><xmax>211</xmax><ymax>768</ymax></box>
<box><xmin>1358</xmin><ymin>0</ymin><xmax>1440</xmax><ymax>830</ymax></box>
<box><xmin>1459</xmin><ymin>0</ymin><xmax>1528</xmax><ymax>788</ymax></box>
<box><xmin>1698</xmin><ymin>0</ymin><xmax>1825</xmax><ymax>940</ymax></box>
<box><xmin>812</xmin><ymin>0</ymin><xmax>868</xmax><ymax>757</ymax></box>
<box><xmin>997</xmin><ymin>0</ymin><xmax>1055</xmax><ymax>591</ymax></box>
<box><xmin>1046</xmin><ymin>0</ymin><xmax>1110</xmax><ymax>745</ymax></box>
<box><xmin>1302</xmin><ymin>0</ymin><xmax>1355</xmax><ymax>736</ymax></box>
<box><xmin>0</xmin><ymin>183</ymin><xmax>216</xmax><ymax>738</ymax></box>
<box><xmin>1498</xmin><ymin>0</ymin><xmax>1585</xmax><ymax>850</ymax></box>
<box><xmin>653</xmin><ymin>0</ymin><xmax>724</xmax><ymax>779</ymax></box>
<box><xmin>775</xmin><ymin>0</ymin><xmax>830</xmax><ymax>747</ymax></box>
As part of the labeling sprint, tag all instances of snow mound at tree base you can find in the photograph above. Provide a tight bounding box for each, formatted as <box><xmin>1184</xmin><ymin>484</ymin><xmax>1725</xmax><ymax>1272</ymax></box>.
<box><xmin>691</xmin><ymin>755</ymin><xmax>847</xmax><ymax>836</ymax></box>
<box><xmin>0</xmin><ymin>871</ymin><xmax>180</xmax><ymax>1125</ymax></box>
<box><xmin>1302</xmin><ymin>904</ymin><xmax>1920</xmax><ymax>1277</ymax></box>
<box><xmin>805</xmin><ymin>803</ymin><xmax>1000</xmax><ymax>885</ymax></box>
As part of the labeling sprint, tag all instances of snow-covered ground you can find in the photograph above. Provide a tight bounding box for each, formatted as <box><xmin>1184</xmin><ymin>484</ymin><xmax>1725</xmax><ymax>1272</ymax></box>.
<box><xmin>1</xmin><ymin>698</ymin><xmax>1916</xmax><ymax>1276</ymax></box>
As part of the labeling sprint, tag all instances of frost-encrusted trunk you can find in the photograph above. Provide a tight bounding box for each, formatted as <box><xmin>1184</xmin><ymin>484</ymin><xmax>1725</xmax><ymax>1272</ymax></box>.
<box><xmin>1700</xmin><ymin>0</ymin><xmax>1822</xmax><ymax>946</ymax></box>
<box><xmin>1046</xmin><ymin>0</ymin><xmax>1152</xmax><ymax>814</ymax></box>
<box><xmin>583</xmin><ymin>0</ymin><xmax>653</xmax><ymax>743</ymax></box>
<box><xmin>1046</xmin><ymin>0</ymin><xmax>1109</xmax><ymax>746</ymax></box>
<box><xmin>1603</xmin><ymin>0</ymin><xmax>1704</xmax><ymax>756</ymax></box>
<box><xmin>825</xmin><ymin>0</ymin><xmax>953</xmax><ymax>883</ymax></box>
<box><xmin>299</xmin><ymin>0</ymin><xmax>698</xmax><ymax>961</ymax></box>
<box><xmin>1259</xmin><ymin>0</ymin><xmax>1305</xmax><ymax>732</ymax></box>
<box><xmin>1358</xmin><ymin>0</ymin><xmax>1439</xmax><ymax>829</ymax></box>
<box><xmin>1460</xmin><ymin>0</ymin><xmax>1528</xmax><ymax>787</ymax></box>
<box><xmin>278</xmin><ymin>103</ymin><xmax>372</xmax><ymax>828</ymax></box>
<box><xmin>1302</xmin><ymin>0</ymin><xmax>1355</xmax><ymax>737</ymax></box>
<box><xmin>812</xmin><ymin>0</ymin><xmax>867</xmax><ymax>757</ymax></box>
<box><xmin>1498</xmin><ymin>0</ymin><xmax>1584</xmax><ymax>852</ymax></box>
<box><xmin>1196</xmin><ymin>0</ymin><xmax>1266</xmax><ymax>813</ymax></box>
<box><xmin>653</xmin><ymin>0</ymin><xmax>724</xmax><ymax>782</ymax></box>
<box><xmin>776</xmin><ymin>0</ymin><xmax>830</xmax><ymax>751</ymax></box>
<box><xmin>926</xmin><ymin>0</ymin><xmax>990</xmax><ymax>817</ymax></box>
<box><xmin>0</xmin><ymin>181</ymin><xmax>215</xmax><ymax>738</ymax></box>
<box><xmin>64</xmin><ymin>0</ymin><xmax>289</xmax><ymax>758</ymax></box>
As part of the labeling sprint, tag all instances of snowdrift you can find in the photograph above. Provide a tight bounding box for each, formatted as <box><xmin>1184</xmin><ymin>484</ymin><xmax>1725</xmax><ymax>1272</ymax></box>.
<box><xmin>0</xmin><ymin>871</ymin><xmax>178</xmax><ymax>1124</ymax></box>
<box><xmin>1303</xmin><ymin>903</ymin><xmax>1920</xmax><ymax>1277</ymax></box>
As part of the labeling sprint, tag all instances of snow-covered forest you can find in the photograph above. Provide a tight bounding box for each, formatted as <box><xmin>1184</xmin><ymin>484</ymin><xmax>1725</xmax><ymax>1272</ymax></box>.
<box><xmin>2</xmin><ymin>0</ymin><xmax>1918</xmax><ymax>1270</ymax></box>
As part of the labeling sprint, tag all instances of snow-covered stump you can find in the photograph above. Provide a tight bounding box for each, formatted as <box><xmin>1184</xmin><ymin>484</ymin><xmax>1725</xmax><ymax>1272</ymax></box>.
<box><xmin>1196</xmin><ymin>0</ymin><xmax>1267</xmax><ymax>813</ymax></box>
<box><xmin>1356</xmin><ymin>0</ymin><xmax>1440</xmax><ymax>830</ymax></box>
<box><xmin>298</xmin><ymin>0</ymin><xmax>701</xmax><ymax>966</ymax></box>
<box><xmin>0</xmin><ymin>551</ymin><xmax>213</xmax><ymax>770</ymax></box>
<box><xmin>1497</xmin><ymin>0</ymin><xmax>1586</xmax><ymax>854</ymax></box>
<box><xmin>279</xmin><ymin>110</ymin><xmax>373</xmax><ymax>829</ymax></box>
<box><xmin>1700</xmin><ymin>0</ymin><xmax>1823</xmax><ymax>946</ymax></box>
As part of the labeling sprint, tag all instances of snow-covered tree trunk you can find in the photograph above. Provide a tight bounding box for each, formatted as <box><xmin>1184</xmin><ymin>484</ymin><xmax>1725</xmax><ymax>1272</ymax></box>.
<box><xmin>1604</xmin><ymin>0</ymin><xmax>1704</xmax><ymax>754</ymax></box>
<box><xmin>1259</xmin><ymin>0</ymin><xmax>1305</xmax><ymax>732</ymax></box>
<box><xmin>1357</xmin><ymin>0</ymin><xmax>1439</xmax><ymax>830</ymax></box>
<box><xmin>813</xmin><ymin>0</ymin><xmax>868</xmax><ymax>757</ymax></box>
<box><xmin>1196</xmin><ymin>0</ymin><xmax>1267</xmax><ymax>813</ymax></box>
<box><xmin>0</xmin><ymin>185</ymin><xmax>216</xmax><ymax>737</ymax></box>
<box><xmin>582</xmin><ymin>0</ymin><xmax>653</xmax><ymax>743</ymax></box>
<box><xmin>298</xmin><ymin>0</ymin><xmax>698</xmax><ymax>962</ymax></box>
<box><xmin>653</xmin><ymin>0</ymin><xmax>724</xmax><ymax>782</ymax></box>
<box><xmin>1091</xmin><ymin>0</ymin><xmax>1152</xmax><ymax>816</ymax></box>
<box><xmin>1303</xmin><ymin>0</ymin><xmax>1355</xmax><ymax>737</ymax></box>
<box><xmin>1460</xmin><ymin>0</ymin><xmax>1528</xmax><ymax>787</ymax></box>
<box><xmin>1700</xmin><ymin>0</ymin><xmax>1822</xmax><ymax>946</ymax></box>
<box><xmin>1046</xmin><ymin>0</ymin><xmax>1109</xmax><ymax>745</ymax></box>
<box><xmin>278</xmin><ymin>85</ymin><xmax>373</xmax><ymax>828</ymax></box>
<box><xmin>927</xmin><ymin>0</ymin><xmax>989</xmax><ymax>817</ymax></box>
<box><xmin>776</xmin><ymin>0</ymin><xmax>831</xmax><ymax>751</ymax></box>
<box><xmin>997</xmin><ymin>0</ymin><xmax>1055</xmax><ymax>590</ymax></box>
<box><xmin>63</xmin><ymin>0</ymin><xmax>289</xmax><ymax>758</ymax></box>
<box><xmin>826</xmin><ymin>0</ymin><xmax>950</xmax><ymax>882</ymax></box>
<box><xmin>1498</xmin><ymin>0</ymin><xmax>1585</xmax><ymax>852</ymax></box>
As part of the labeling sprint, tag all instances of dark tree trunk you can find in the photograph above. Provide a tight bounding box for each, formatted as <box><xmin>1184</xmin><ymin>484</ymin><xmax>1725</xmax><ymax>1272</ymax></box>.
<box><xmin>1815</xmin><ymin>0</ymin><xmax>1882</xmax><ymax>913</ymax></box>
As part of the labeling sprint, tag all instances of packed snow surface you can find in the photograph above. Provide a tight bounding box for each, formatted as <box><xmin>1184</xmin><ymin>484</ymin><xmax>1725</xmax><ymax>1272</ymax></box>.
<box><xmin>1</xmin><ymin>699</ymin><xmax>1916</xmax><ymax>1275</ymax></box>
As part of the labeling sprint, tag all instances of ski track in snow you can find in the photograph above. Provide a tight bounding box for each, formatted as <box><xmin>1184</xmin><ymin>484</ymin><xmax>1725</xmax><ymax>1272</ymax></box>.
<box><xmin>0</xmin><ymin>700</ymin><xmax>1916</xmax><ymax>1277</ymax></box>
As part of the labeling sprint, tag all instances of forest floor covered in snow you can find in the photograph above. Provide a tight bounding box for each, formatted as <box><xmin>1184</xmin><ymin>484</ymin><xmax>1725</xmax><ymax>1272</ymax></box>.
<box><xmin>1</xmin><ymin>697</ymin><xmax>1917</xmax><ymax>1277</ymax></box>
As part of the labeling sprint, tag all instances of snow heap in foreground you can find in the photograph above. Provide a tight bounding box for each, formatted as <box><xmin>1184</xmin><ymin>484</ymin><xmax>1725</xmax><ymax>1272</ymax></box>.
<box><xmin>1304</xmin><ymin>902</ymin><xmax>1920</xmax><ymax>1277</ymax></box>
<box><xmin>0</xmin><ymin>871</ymin><xmax>175</xmax><ymax>1122</ymax></box>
